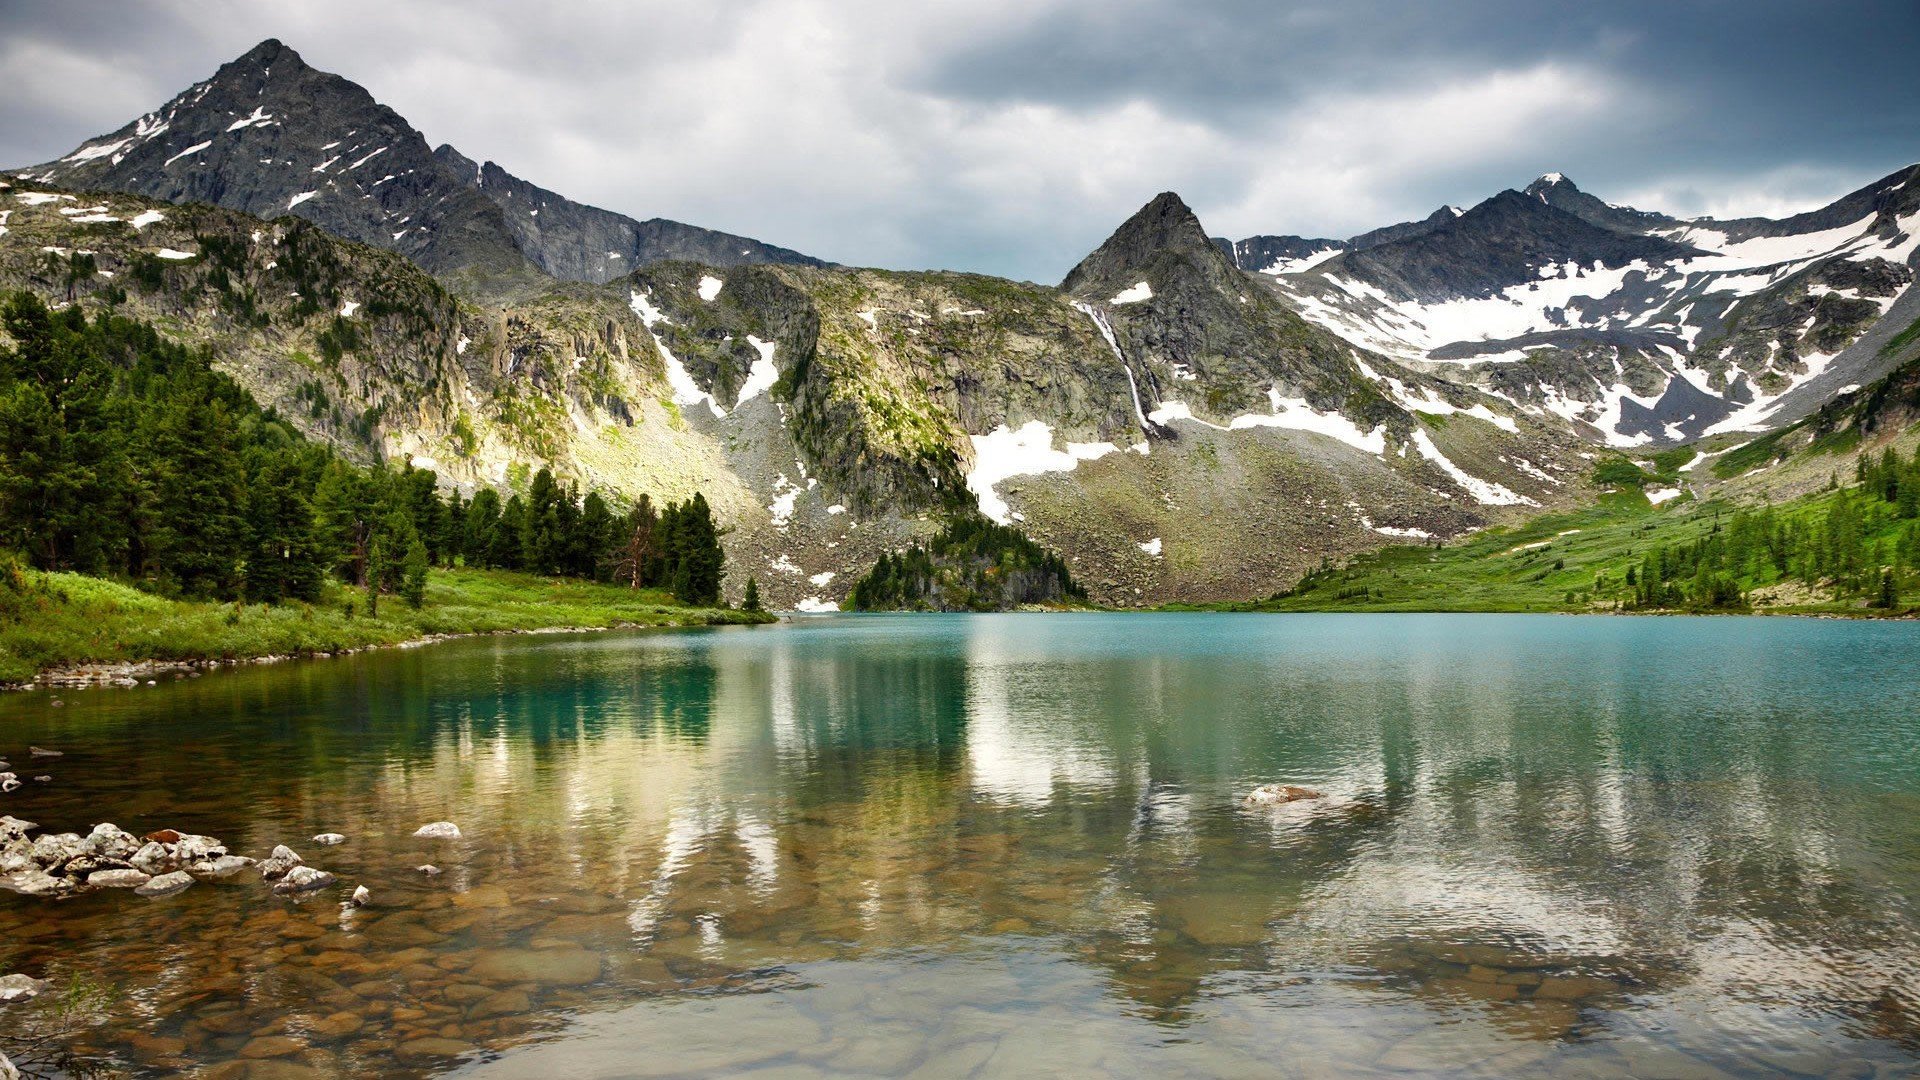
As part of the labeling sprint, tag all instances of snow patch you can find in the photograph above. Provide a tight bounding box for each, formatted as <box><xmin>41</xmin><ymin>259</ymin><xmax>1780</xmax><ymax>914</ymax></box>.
<box><xmin>1647</xmin><ymin>487</ymin><xmax>1682</xmax><ymax>505</ymax></box>
<box><xmin>966</xmin><ymin>421</ymin><xmax>1118</xmax><ymax>524</ymax></box>
<box><xmin>795</xmin><ymin>597</ymin><xmax>839</xmax><ymax>613</ymax></box>
<box><xmin>630</xmin><ymin>289</ymin><xmax>725</xmax><ymax>417</ymax></box>
<box><xmin>226</xmin><ymin>107</ymin><xmax>273</xmax><ymax>132</ymax></box>
<box><xmin>339</xmin><ymin>300</ymin><xmax>359</xmax><ymax>317</ymax></box>
<box><xmin>154</xmin><ymin>248</ymin><xmax>196</xmax><ymax>260</ymax></box>
<box><xmin>1137</xmin><ymin>537</ymin><xmax>1162</xmax><ymax>557</ymax></box>
<box><xmin>697</xmin><ymin>275</ymin><xmax>724</xmax><ymax>302</ymax></box>
<box><xmin>1409</xmin><ymin>429</ymin><xmax>1534</xmax><ymax>505</ymax></box>
<box><xmin>737</xmin><ymin>336</ymin><xmax>780</xmax><ymax>404</ymax></box>
<box><xmin>163</xmin><ymin>141</ymin><xmax>212</xmax><ymax>167</ymax></box>
<box><xmin>1260</xmin><ymin>247</ymin><xmax>1343</xmax><ymax>276</ymax></box>
<box><xmin>128</xmin><ymin>209</ymin><xmax>165</xmax><ymax>230</ymax></box>
<box><xmin>808</xmin><ymin>571</ymin><xmax>836</xmax><ymax>587</ymax></box>
<box><xmin>768</xmin><ymin>474</ymin><xmax>801</xmax><ymax>528</ymax></box>
<box><xmin>1110</xmin><ymin>281</ymin><xmax>1153</xmax><ymax>304</ymax></box>
<box><xmin>287</xmin><ymin>191</ymin><xmax>317</xmax><ymax>210</ymax></box>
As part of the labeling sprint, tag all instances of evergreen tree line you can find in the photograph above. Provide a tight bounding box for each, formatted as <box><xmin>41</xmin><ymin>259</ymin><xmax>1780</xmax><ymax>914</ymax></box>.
<box><xmin>847</xmin><ymin>515</ymin><xmax>1084</xmax><ymax>611</ymax></box>
<box><xmin>1624</xmin><ymin>448</ymin><xmax>1920</xmax><ymax>611</ymax></box>
<box><xmin>0</xmin><ymin>292</ymin><xmax>726</xmax><ymax>608</ymax></box>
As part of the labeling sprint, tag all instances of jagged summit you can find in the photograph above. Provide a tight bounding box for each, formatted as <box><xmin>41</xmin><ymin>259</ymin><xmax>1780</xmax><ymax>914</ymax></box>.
<box><xmin>1327</xmin><ymin>188</ymin><xmax>1702</xmax><ymax>301</ymax></box>
<box><xmin>1061</xmin><ymin>191</ymin><xmax>1231</xmax><ymax>297</ymax></box>
<box><xmin>16</xmin><ymin>38</ymin><xmax>822</xmax><ymax>295</ymax></box>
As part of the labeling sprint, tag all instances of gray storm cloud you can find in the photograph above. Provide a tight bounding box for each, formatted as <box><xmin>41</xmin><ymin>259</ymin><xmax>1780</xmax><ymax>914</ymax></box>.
<box><xmin>1</xmin><ymin>0</ymin><xmax>1914</xmax><ymax>281</ymax></box>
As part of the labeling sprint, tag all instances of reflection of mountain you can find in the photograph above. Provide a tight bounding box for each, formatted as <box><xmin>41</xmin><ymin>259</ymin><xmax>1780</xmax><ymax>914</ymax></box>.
<box><xmin>6</xmin><ymin>617</ymin><xmax>1920</xmax><ymax>1075</ymax></box>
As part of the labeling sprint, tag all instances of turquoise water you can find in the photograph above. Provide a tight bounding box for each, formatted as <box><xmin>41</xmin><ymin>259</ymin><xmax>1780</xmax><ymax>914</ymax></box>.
<box><xmin>2</xmin><ymin>613</ymin><xmax>1918</xmax><ymax>1077</ymax></box>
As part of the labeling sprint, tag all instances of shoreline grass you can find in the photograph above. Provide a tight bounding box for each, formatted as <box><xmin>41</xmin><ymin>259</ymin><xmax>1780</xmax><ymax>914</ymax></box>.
<box><xmin>0</xmin><ymin>567</ymin><xmax>775</xmax><ymax>686</ymax></box>
<box><xmin>1171</xmin><ymin>489</ymin><xmax>1917</xmax><ymax>619</ymax></box>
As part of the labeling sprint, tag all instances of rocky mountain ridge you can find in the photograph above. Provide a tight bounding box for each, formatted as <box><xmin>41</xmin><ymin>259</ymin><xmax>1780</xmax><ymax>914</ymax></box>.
<box><xmin>0</xmin><ymin>172</ymin><xmax>1592</xmax><ymax>608</ymax></box>
<box><xmin>15</xmin><ymin>40</ymin><xmax>821</xmax><ymax>298</ymax></box>
<box><xmin>1224</xmin><ymin>168</ymin><xmax>1920</xmax><ymax>449</ymax></box>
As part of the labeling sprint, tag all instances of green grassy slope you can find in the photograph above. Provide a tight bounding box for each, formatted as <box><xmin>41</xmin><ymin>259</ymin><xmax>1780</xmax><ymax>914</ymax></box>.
<box><xmin>0</xmin><ymin>566</ymin><xmax>773</xmax><ymax>685</ymax></box>
<box><xmin>1207</xmin><ymin>480</ymin><xmax>1915</xmax><ymax>617</ymax></box>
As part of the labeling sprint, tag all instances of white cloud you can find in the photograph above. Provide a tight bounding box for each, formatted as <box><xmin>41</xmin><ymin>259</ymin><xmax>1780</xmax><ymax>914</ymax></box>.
<box><xmin>1614</xmin><ymin>163</ymin><xmax>1875</xmax><ymax>222</ymax></box>
<box><xmin>0</xmin><ymin>1</ymin><xmax>1902</xmax><ymax>281</ymax></box>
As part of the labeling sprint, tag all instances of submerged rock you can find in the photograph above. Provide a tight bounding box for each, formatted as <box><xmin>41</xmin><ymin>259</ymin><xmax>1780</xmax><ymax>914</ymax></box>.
<box><xmin>272</xmin><ymin>866</ymin><xmax>336</xmax><ymax>894</ymax></box>
<box><xmin>134</xmin><ymin>871</ymin><xmax>196</xmax><ymax>897</ymax></box>
<box><xmin>468</xmin><ymin>947</ymin><xmax>604</xmax><ymax>986</ymax></box>
<box><xmin>0</xmin><ymin>973</ymin><xmax>48</xmax><ymax>1003</ymax></box>
<box><xmin>27</xmin><ymin>747</ymin><xmax>60</xmax><ymax>757</ymax></box>
<box><xmin>416</xmin><ymin>864</ymin><xmax>442</xmax><ymax>876</ymax></box>
<box><xmin>413</xmin><ymin>821</ymin><xmax>461</xmax><ymax>840</ymax></box>
<box><xmin>312</xmin><ymin>832</ymin><xmax>347</xmax><ymax>846</ymax></box>
<box><xmin>347</xmin><ymin>884</ymin><xmax>370</xmax><ymax>907</ymax></box>
<box><xmin>0</xmin><ymin>773</ymin><xmax>18</xmax><ymax>793</ymax></box>
<box><xmin>1244</xmin><ymin>784</ymin><xmax>1323</xmax><ymax>805</ymax></box>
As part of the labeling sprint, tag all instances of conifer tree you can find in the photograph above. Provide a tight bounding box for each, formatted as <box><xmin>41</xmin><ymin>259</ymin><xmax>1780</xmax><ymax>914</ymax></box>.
<box><xmin>401</xmin><ymin>536</ymin><xmax>429</xmax><ymax>609</ymax></box>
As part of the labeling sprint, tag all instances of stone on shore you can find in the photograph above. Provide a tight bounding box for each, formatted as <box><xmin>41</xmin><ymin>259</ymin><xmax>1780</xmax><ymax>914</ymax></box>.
<box><xmin>0</xmin><ymin>1049</ymin><xmax>17</xmax><ymax>1080</ymax></box>
<box><xmin>129</xmin><ymin>840</ymin><xmax>174</xmax><ymax>875</ymax></box>
<box><xmin>134</xmin><ymin>870</ymin><xmax>195</xmax><ymax>897</ymax></box>
<box><xmin>0</xmin><ymin>816</ymin><xmax>33</xmax><ymax>842</ymax></box>
<box><xmin>87</xmin><ymin>868</ymin><xmax>151</xmax><ymax>888</ymax></box>
<box><xmin>86</xmin><ymin>823</ymin><xmax>140</xmax><ymax>859</ymax></box>
<box><xmin>0</xmin><ymin>973</ymin><xmax>48</xmax><ymax>1003</ymax></box>
<box><xmin>197</xmin><ymin>854</ymin><xmax>257</xmax><ymax>878</ymax></box>
<box><xmin>259</xmin><ymin>845</ymin><xmax>304</xmax><ymax>881</ymax></box>
<box><xmin>30</xmin><ymin>832</ymin><xmax>88</xmax><ymax>867</ymax></box>
<box><xmin>0</xmin><ymin>870</ymin><xmax>72</xmax><ymax>897</ymax></box>
<box><xmin>272</xmin><ymin>866</ymin><xmax>337</xmax><ymax>895</ymax></box>
<box><xmin>413</xmin><ymin>821</ymin><xmax>461</xmax><ymax>839</ymax></box>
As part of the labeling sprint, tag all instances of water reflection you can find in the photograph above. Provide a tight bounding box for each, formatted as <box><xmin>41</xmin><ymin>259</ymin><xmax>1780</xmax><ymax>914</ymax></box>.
<box><xmin>0</xmin><ymin>615</ymin><xmax>1916</xmax><ymax>1077</ymax></box>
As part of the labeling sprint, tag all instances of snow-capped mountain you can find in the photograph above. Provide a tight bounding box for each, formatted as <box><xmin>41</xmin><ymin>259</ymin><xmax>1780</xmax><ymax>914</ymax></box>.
<box><xmin>14</xmin><ymin>39</ymin><xmax>821</xmax><ymax>296</ymax></box>
<box><xmin>1222</xmin><ymin>169</ymin><xmax>1920</xmax><ymax>447</ymax></box>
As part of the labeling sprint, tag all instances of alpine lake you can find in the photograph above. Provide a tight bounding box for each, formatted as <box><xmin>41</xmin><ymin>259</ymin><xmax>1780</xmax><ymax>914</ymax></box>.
<box><xmin>2</xmin><ymin>613</ymin><xmax>1918</xmax><ymax>1079</ymax></box>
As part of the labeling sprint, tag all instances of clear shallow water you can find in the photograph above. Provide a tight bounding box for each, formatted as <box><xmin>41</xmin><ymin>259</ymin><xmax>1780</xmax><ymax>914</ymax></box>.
<box><xmin>1</xmin><ymin>613</ymin><xmax>1918</xmax><ymax>1078</ymax></box>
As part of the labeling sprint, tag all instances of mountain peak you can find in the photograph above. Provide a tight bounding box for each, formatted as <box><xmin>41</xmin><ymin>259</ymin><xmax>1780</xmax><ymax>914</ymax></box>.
<box><xmin>238</xmin><ymin>38</ymin><xmax>290</xmax><ymax>61</ymax></box>
<box><xmin>1060</xmin><ymin>191</ymin><xmax>1222</xmax><ymax>294</ymax></box>
<box><xmin>1524</xmin><ymin>172</ymin><xmax>1577</xmax><ymax>198</ymax></box>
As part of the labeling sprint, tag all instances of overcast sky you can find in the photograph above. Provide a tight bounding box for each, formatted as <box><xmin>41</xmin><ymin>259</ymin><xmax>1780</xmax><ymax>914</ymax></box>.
<box><xmin>4</xmin><ymin>0</ymin><xmax>1917</xmax><ymax>281</ymax></box>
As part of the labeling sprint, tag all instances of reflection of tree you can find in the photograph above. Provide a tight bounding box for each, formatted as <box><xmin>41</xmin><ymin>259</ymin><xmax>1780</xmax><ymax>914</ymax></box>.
<box><xmin>10</xmin><ymin>619</ymin><xmax>1920</xmax><ymax>1072</ymax></box>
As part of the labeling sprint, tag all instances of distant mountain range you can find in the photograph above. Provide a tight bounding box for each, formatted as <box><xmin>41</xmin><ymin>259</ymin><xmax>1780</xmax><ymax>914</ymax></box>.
<box><xmin>7</xmin><ymin>38</ymin><xmax>1920</xmax><ymax>609</ymax></box>
<box><xmin>15</xmin><ymin>39</ymin><xmax>822</xmax><ymax>298</ymax></box>
<box><xmin>1217</xmin><ymin>169</ymin><xmax>1920</xmax><ymax>447</ymax></box>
